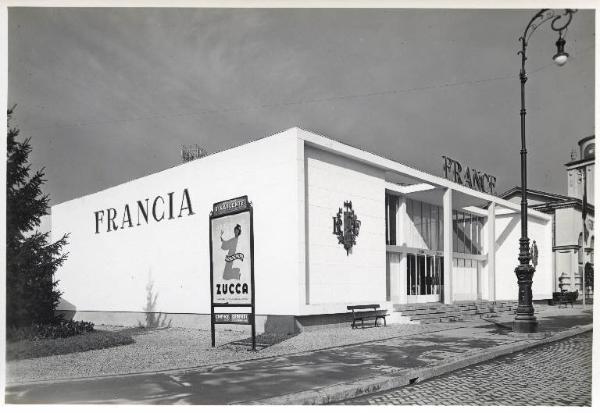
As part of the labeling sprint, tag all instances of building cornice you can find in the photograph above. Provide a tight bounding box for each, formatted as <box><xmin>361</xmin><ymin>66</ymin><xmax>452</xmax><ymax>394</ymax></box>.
<box><xmin>532</xmin><ymin>200</ymin><xmax>595</xmax><ymax>215</ymax></box>
<box><xmin>499</xmin><ymin>186</ymin><xmax>572</xmax><ymax>203</ymax></box>
<box><xmin>565</xmin><ymin>158</ymin><xmax>595</xmax><ymax>168</ymax></box>
<box><xmin>500</xmin><ymin>186</ymin><xmax>594</xmax><ymax>216</ymax></box>
<box><xmin>554</xmin><ymin>245</ymin><xmax>579</xmax><ymax>251</ymax></box>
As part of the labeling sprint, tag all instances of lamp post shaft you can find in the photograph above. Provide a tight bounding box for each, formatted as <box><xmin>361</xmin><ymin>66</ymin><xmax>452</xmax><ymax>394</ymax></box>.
<box><xmin>514</xmin><ymin>43</ymin><xmax>537</xmax><ymax>333</ymax></box>
<box><xmin>512</xmin><ymin>8</ymin><xmax>575</xmax><ymax>333</ymax></box>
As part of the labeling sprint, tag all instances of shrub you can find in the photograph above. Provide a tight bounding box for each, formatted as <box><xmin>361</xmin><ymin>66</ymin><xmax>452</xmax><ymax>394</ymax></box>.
<box><xmin>6</xmin><ymin>330</ymin><xmax>134</xmax><ymax>361</ymax></box>
<box><xmin>6</xmin><ymin>320</ymin><xmax>95</xmax><ymax>342</ymax></box>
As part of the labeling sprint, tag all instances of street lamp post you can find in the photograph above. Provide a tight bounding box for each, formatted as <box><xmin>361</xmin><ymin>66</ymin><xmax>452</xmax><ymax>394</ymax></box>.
<box><xmin>513</xmin><ymin>9</ymin><xmax>575</xmax><ymax>333</ymax></box>
<box><xmin>514</xmin><ymin>9</ymin><xmax>576</xmax><ymax>334</ymax></box>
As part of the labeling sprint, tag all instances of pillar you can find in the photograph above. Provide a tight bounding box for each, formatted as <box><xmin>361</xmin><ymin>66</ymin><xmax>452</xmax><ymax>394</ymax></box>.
<box><xmin>443</xmin><ymin>188</ymin><xmax>453</xmax><ymax>304</ymax></box>
<box><xmin>488</xmin><ymin>202</ymin><xmax>496</xmax><ymax>302</ymax></box>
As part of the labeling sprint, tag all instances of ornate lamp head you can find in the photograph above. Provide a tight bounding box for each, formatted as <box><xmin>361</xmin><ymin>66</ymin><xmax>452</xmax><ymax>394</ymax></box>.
<box><xmin>553</xmin><ymin>35</ymin><xmax>569</xmax><ymax>66</ymax></box>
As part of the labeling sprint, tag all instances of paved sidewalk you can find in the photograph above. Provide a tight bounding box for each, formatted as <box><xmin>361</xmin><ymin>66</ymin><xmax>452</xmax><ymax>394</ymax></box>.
<box><xmin>5</xmin><ymin>305</ymin><xmax>593</xmax><ymax>405</ymax></box>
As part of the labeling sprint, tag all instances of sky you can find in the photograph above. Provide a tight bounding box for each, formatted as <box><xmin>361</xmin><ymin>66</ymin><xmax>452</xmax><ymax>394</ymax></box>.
<box><xmin>6</xmin><ymin>6</ymin><xmax>595</xmax><ymax>207</ymax></box>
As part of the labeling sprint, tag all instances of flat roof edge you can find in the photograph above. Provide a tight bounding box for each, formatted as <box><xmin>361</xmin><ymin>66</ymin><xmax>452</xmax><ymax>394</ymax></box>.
<box><xmin>297</xmin><ymin>128</ymin><xmax>551</xmax><ymax>222</ymax></box>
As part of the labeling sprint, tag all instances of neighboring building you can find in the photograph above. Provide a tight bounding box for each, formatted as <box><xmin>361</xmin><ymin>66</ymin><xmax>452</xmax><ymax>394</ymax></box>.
<box><xmin>500</xmin><ymin>136</ymin><xmax>594</xmax><ymax>298</ymax></box>
<box><xmin>52</xmin><ymin>128</ymin><xmax>553</xmax><ymax>333</ymax></box>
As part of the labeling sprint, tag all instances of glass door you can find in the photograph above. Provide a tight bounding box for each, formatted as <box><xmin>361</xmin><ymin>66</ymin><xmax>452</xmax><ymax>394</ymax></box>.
<box><xmin>406</xmin><ymin>252</ymin><xmax>442</xmax><ymax>303</ymax></box>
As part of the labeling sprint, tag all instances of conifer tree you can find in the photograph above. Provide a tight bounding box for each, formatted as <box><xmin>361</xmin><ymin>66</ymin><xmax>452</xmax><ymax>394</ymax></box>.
<box><xmin>6</xmin><ymin>106</ymin><xmax>69</xmax><ymax>327</ymax></box>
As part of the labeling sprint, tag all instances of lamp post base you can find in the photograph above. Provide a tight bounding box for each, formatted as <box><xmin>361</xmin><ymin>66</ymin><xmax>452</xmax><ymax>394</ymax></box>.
<box><xmin>514</xmin><ymin>260</ymin><xmax>538</xmax><ymax>334</ymax></box>
<box><xmin>513</xmin><ymin>316</ymin><xmax>538</xmax><ymax>333</ymax></box>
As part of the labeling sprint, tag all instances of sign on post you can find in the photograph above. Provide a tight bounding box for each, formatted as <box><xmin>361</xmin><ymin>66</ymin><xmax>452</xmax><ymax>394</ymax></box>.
<box><xmin>209</xmin><ymin>195</ymin><xmax>256</xmax><ymax>350</ymax></box>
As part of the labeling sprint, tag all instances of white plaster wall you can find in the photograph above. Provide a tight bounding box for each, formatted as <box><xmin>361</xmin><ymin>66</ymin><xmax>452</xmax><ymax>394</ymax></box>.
<box><xmin>52</xmin><ymin>129</ymin><xmax>302</xmax><ymax>316</ymax></box>
<box><xmin>480</xmin><ymin>259</ymin><xmax>490</xmax><ymax>300</ymax></box>
<box><xmin>493</xmin><ymin>212</ymin><xmax>553</xmax><ymax>301</ymax></box>
<box><xmin>555</xmin><ymin>208</ymin><xmax>581</xmax><ymax>246</ymax></box>
<box><xmin>452</xmin><ymin>260</ymin><xmax>478</xmax><ymax>301</ymax></box>
<box><xmin>556</xmin><ymin>250</ymin><xmax>575</xmax><ymax>289</ymax></box>
<box><xmin>303</xmin><ymin>145</ymin><xmax>386</xmax><ymax>313</ymax></box>
<box><xmin>387</xmin><ymin>252</ymin><xmax>406</xmax><ymax>305</ymax></box>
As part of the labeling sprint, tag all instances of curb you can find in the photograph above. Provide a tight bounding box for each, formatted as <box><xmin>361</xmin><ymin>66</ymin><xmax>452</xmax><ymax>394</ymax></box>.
<box><xmin>245</xmin><ymin>323</ymin><xmax>593</xmax><ymax>405</ymax></box>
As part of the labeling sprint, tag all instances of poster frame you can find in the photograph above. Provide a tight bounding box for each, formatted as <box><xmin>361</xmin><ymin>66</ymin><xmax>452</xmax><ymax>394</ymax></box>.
<box><xmin>209</xmin><ymin>195</ymin><xmax>256</xmax><ymax>350</ymax></box>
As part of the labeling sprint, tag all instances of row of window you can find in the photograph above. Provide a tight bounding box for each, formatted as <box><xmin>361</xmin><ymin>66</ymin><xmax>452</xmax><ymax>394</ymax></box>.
<box><xmin>453</xmin><ymin>211</ymin><xmax>484</xmax><ymax>255</ymax></box>
<box><xmin>385</xmin><ymin>194</ymin><xmax>483</xmax><ymax>255</ymax></box>
<box><xmin>578</xmin><ymin>233</ymin><xmax>595</xmax><ymax>264</ymax></box>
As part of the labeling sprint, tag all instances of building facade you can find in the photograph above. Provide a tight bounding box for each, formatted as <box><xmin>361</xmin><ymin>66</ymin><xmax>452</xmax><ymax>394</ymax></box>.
<box><xmin>501</xmin><ymin>136</ymin><xmax>594</xmax><ymax>298</ymax></box>
<box><xmin>52</xmin><ymin>128</ymin><xmax>553</xmax><ymax>333</ymax></box>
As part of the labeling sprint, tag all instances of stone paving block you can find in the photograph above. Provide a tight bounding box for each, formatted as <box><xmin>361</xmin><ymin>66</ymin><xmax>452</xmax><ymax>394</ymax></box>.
<box><xmin>342</xmin><ymin>332</ymin><xmax>592</xmax><ymax>407</ymax></box>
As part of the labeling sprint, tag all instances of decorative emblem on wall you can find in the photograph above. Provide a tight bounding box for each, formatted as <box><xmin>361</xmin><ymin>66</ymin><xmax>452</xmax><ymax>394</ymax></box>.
<box><xmin>332</xmin><ymin>201</ymin><xmax>361</xmax><ymax>255</ymax></box>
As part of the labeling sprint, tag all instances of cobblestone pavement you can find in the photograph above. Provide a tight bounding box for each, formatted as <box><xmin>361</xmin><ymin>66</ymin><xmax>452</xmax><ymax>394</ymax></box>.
<box><xmin>341</xmin><ymin>332</ymin><xmax>592</xmax><ymax>406</ymax></box>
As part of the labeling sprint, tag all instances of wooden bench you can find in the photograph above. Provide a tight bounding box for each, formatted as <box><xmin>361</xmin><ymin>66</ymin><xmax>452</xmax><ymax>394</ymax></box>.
<box><xmin>347</xmin><ymin>304</ymin><xmax>388</xmax><ymax>329</ymax></box>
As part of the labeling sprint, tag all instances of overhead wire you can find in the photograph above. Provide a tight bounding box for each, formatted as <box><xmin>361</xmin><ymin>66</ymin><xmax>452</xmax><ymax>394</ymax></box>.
<box><xmin>15</xmin><ymin>44</ymin><xmax>594</xmax><ymax>133</ymax></box>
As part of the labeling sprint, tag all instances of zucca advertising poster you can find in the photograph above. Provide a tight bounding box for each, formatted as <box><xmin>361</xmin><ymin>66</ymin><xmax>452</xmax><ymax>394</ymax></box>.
<box><xmin>210</xmin><ymin>209</ymin><xmax>252</xmax><ymax>305</ymax></box>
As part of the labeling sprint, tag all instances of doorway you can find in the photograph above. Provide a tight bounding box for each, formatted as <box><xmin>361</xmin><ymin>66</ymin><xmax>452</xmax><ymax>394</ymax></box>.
<box><xmin>406</xmin><ymin>253</ymin><xmax>443</xmax><ymax>303</ymax></box>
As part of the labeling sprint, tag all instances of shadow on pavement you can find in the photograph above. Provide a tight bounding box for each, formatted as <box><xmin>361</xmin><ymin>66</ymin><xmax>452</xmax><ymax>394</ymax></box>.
<box><xmin>472</xmin><ymin>310</ymin><xmax>593</xmax><ymax>335</ymax></box>
<box><xmin>222</xmin><ymin>332</ymin><xmax>300</xmax><ymax>351</ymax></box>
<box><xmin>534</xmin><ymin>313</ymin><xmax>593</xmax><ymax>332</ymax></box>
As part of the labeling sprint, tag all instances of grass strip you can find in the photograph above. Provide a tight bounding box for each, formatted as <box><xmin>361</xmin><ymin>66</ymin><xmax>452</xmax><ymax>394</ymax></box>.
<box><xmin>7</xmin><ymin>330</ymin><xmax>135</xmax><ymax>361</ymax></box>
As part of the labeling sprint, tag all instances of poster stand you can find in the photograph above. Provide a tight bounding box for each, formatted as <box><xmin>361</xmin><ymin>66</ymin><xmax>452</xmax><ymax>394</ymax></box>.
<box><xmin>209</xmin><ymin>195</ymin><xmax>256</xmax><ymax>351</ymax></box>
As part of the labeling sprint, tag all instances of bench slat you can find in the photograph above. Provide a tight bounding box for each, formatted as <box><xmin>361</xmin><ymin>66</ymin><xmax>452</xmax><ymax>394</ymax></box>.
<box><xmin>347</xmin><ymin>304</ymin><xmax>388</xmax><ymax>328</ymax></box>
<box><xmin>348</xmin><ymin>304</ymin><xmax>380</xmax><ymax>309</ymax></box>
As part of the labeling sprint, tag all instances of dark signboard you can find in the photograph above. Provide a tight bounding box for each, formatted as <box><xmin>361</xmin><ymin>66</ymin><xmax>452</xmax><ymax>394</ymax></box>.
<box><xmin>214</xmin><ymin>313</ymin><xmax>252</xmax><ymax>325</ymax></box>
<box><xmin>209</xmin><ymin>195</ymin><xmax>256</xmax><ymax>350</ymax></box>
<box><xmin>212</xmin><ymin>195</ymin><xmax>249</xmax><ymax>217</ymax></box>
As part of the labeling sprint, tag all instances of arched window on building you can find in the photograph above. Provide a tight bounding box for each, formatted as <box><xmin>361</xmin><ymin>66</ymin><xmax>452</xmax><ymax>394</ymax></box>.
<box><xmin>578</xmin><ymin>232</ymin><xmax>584</xmax><ymax>264</ymax></box>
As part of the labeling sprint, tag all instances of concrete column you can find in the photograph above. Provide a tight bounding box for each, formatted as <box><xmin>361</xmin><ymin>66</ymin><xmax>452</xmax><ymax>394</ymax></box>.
<box><xmin>396</xmin><ymin>197</ymin><xmax>405</xmax><ymax>246</ymax></box>
<box><xmin>391</xmin><ymin>197</ymin><xmax>407</xmax><ymax>305</ymax></box>
<box><xmin>389</xmin><ymin>253</ymin><xmax>403</xmax><ymax>304</ymax></box>
<box><xmin>443</xmin><ymin>188</ymin><xmax>453</xmax><ymax>304</ymax></box>
<box><xmin>488</xmin><ymin>202</ymin><xmax>496</xmax><ymax>302</ymax></box>
<box><xmin>399</xmin><ymin>254</ymin><xmax>407</xmax><ymax>304</ymax></box>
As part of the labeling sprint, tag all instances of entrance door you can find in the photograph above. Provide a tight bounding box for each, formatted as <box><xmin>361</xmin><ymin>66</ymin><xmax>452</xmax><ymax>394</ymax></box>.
<box><xmin>406</xmin><ymin>253</ymin><xmax>443</xmax><ymax>303</ymax></box>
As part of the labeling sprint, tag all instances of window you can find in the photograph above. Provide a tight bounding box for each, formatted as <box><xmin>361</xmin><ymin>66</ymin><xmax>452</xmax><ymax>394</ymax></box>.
<box><xmin>385</xmin><ymin>193</ymin><xmax>399</xmax><ymax>245</ymax></box>
<box><xmin>431</xmin><ymin>206</ymin><xmax>438</xmax><ymax>251</ymax></box>
<box><xmin>407</xmin><ymin>254</ymin><xmax>416</xmax><ymax>295</ymax></box>
<box><xmin>453</xmin><ymin>211</ymin><xmax>458</xmax><ymax>252</ymax></box>
<box><xmin>423</xmin><ymin>203</ymin><xmax>431</xmax><ymax>249</ymax></box>
<box><xmin>452</xmin><ymin>210</ymin><xmax>483</xmax><ymax>255</ymax></box>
